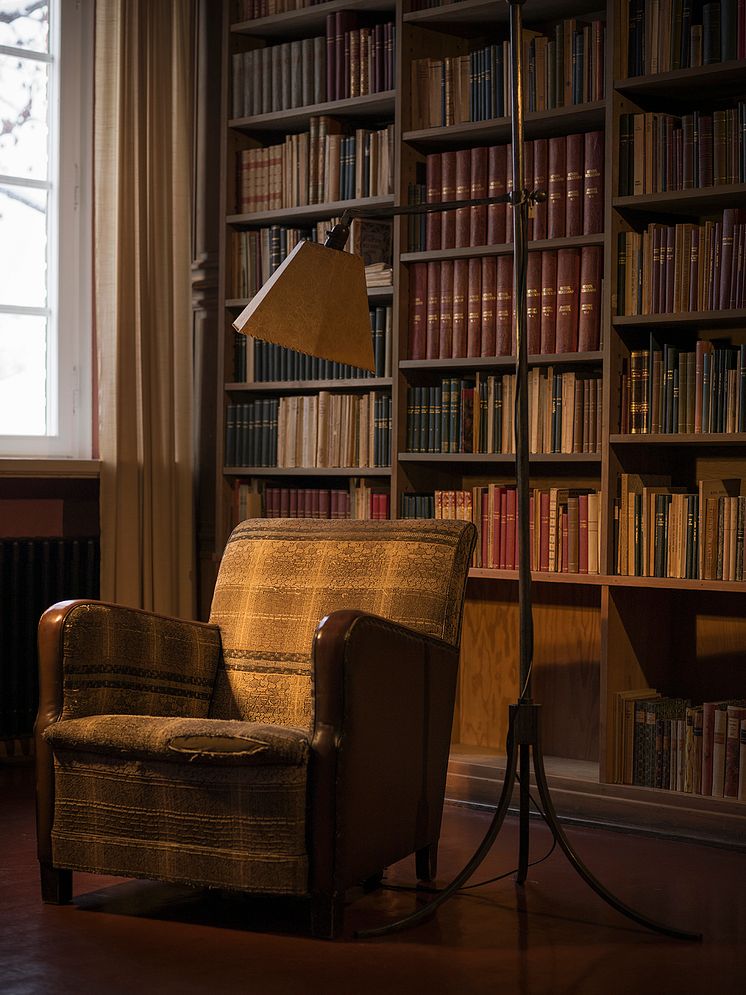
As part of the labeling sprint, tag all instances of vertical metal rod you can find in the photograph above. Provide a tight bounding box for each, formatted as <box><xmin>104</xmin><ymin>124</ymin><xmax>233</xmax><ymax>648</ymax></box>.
<box><xmin>509</xmin><ymin>0</ymin><xmax>533</xmax><ymax>700</ymax></box>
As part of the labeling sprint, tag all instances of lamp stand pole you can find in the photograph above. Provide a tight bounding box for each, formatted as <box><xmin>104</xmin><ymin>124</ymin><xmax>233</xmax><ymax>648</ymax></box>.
<box><xmin>358</xmin><ymin>0</ymin><xmax>701</xmax><ymax>942</ymax></box>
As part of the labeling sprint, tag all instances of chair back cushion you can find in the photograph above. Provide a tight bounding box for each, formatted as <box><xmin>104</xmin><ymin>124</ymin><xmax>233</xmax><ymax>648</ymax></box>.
<box><xmin>208</xmin><ymin>519</ymin><xmax>475</xmax><ymax>728</ymax></box>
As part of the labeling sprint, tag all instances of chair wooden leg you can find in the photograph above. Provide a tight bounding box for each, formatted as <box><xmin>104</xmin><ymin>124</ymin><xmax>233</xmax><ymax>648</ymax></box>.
<box><xmin>310</xmin><ymin>891</ymin><xmax>345</xmax><ymax>939</ymax></box>
<box><xmin>416</xmin><ymin>842</ymin><xmax>438</xmax><ymax>882</ymax></box>
<box><xmin>40</xmin><ymin>863</ymin><xmax>72</xmax><ymax>904</ymax></box>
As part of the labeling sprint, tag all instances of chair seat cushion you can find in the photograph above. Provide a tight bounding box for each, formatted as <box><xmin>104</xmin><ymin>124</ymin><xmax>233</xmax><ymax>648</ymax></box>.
<box><xmin>44</xmin><ymin>714</ymin><xmax>309</xmax><ymax>766</ymax></box>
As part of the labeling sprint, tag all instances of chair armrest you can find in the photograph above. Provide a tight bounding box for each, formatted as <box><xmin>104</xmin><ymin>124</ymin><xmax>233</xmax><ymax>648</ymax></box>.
<box><xmin>309</xmin><ymin>609</ymin><xmax>459</xmax><ymax>894</ymax></box>
<box><xmin>35</xmin><ymin>599</ymin><xmax>222</xmax><ymax>864</ymax></box>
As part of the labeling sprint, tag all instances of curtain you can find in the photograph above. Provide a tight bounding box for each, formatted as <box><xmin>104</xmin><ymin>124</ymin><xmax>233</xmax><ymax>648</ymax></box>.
<box><xmin>94</xmin><ymin>0</ymin><xmax>195</xmax><ymax>618</ymax></box>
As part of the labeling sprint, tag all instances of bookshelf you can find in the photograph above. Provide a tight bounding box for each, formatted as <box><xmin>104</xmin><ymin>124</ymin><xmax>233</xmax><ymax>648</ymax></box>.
<box><xmin>214</xmin><ymin>0</ymin><xmax>746</xmax><ymax>846</ymax></box>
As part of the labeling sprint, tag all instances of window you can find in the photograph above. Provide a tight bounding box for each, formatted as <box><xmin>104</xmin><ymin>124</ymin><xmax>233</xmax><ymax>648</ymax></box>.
<box><xmin>0</xmin><ymin>0</ymin><xmax>92</xmax><ymax>457</ymax></box>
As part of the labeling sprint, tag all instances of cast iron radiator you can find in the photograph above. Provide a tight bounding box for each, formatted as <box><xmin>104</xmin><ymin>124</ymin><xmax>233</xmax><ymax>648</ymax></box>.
<box><xmin>0</xmin><ymin>537</ymin><xmax>100</xmax><ymax>744</ymax></box>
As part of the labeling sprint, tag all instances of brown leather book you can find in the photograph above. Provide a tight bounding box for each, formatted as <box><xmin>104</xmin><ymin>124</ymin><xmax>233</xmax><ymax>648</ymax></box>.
<box><xmin>425</xmin><ymin>260</ymin><xmax>441</xmax><ymax>359</ymax></box>
<box><xmin>578</xmin><ymin>245</ymin><xmax>602</xmax><ymax>352</ymax></box>
<box><xmin>452</xmin><ymin>258</ymin><xmax>469</xmax><ymax>358</ymax></box>
<box><xmin>565</xmin><ymin>132</ymin><xmax>584</xmax><ymax>238</ymax></box>
<box><xmin>532</xmin><ymin>138</ymin><xmax>548</xmax><ymax>241</ymax></box>
<box><xmin>441</xmin><ymin>150</ymin><xmax>457</xmax><ymax>249</ymax></box>
<box><xmin>408</xmin><ymin>261</ymin><xmax>428</xmax><ymax>360</ymax></box>
<box><xmin>540</xmin><ymin>249</ymin><xmax>557</xmax><ymax>354</ymax></box>
<box><xmin>548</xmin><ymin>136</ymin><xmax>566</xmax><ymax>239</ymax></box>
<box><xmin>487</xmin><ymin>144</ymin><xmax>507</xmax><ymax>245</ymax></box>
<box><xmin>555</xmin><ymin>248</ymin><xmax>580</xmax><ymax>352</ymax></box>
<box><xmin>480</xmin><ymin>255</ymin><xmax>497</xmax><ymax>356</ymax></box>
<box><xmin>470</xmin><ymin>146</ymin><xmax>488</xmax><ymax>247</ymax></box>
<box><xmin>466</xmin><ymin>257</ymin><xmax>482</xmax><ymax>357</ymax></box>
<box><xmin>495</xmin><ymin>254</ymin><xmax>513</xmax><ymax>354</ymax></box>
<box><xmin>439</xmin><ymin>260</ymin><xmax>454</xmax><ymax>359</ymax></box>
<box><xmin>526</xmin><ymin>250</ymin><xmax>542</xmax><ymax>355</ymax></box>
<box><xmin>455</xmin><ymin>149</ymin><xmax>472</xmax><ymax>248</ymax></box>
<box><xmin>523</xmin><ymin>140</ymin><xmax>534</xmax><ymax>241</ymax></box>
<box><xmin>583</xmin><ymin>130</ymin><xmax>604</xmax><ymax>235</ymax></box>
<box><xmin>425</xmin><ymin>152</ymin><xmax>442</xmax><ymax>251</ymax></box>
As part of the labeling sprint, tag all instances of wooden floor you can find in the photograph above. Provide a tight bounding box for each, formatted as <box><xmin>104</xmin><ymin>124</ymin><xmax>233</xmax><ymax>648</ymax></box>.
<box><xmin>3</xmin><ymin>765</ymin><xmax>745</xmax><ymax>994</ymax></box>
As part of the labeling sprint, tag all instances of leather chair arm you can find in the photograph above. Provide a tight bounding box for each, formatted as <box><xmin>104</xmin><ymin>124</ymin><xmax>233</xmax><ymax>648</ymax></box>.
<box><xmin>309</xmin><ymin>609</ymin><xmax>460</xmax><ymax>895</ymax></box>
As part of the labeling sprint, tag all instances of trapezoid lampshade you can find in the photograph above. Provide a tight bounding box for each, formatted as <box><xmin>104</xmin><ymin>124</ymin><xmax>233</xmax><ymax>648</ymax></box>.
<box><xmin>232</xmin><ymin>238</ymin><xmax>376</xmax><ymax>373</ymax></box>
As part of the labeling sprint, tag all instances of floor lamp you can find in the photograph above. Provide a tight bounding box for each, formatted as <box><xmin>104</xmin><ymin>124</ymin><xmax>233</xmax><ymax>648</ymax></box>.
<box><xmin>235</xmin><ymin>0</ymin><xmax>700</xmax><ymax>943</ymax></box>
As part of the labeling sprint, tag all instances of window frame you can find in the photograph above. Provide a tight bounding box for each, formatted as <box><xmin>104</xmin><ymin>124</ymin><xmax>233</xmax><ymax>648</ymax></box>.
<box><xmin>0</xmin><ymin>0</ymin><xmax>93</xmax><ymax>459</ymax></box>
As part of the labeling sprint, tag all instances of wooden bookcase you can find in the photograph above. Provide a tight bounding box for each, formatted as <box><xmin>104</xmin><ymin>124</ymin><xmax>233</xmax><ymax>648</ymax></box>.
<box><xmin>215</xmin><ymin>0</ymin><xmax>746</xmax><ymax>847</ymax></box>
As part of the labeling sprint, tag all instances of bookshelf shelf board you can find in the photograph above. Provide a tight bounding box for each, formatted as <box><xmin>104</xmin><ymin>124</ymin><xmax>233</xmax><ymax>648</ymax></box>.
<box><xmin>614</xmin><ymin>60</ymin><xmax>746</xmax><ymax>102</ymax></box>
<box><xmin>398</xmin><ymin>452</ymin><xmax>602</xmax><ymax>464</ymax></box>
<box><xmin>399</xmin><ymin>351</ymin><xmax>603</xmax><ymax>372</ymax></box>
<box><xmin>226</xmin><ymin>285</ymin><xmax>393</xmax><ymax>309</ymax></box>
<box><xmin>400</xmin><ymin>233</ymin><xmax>605</xmax><ymax>263</ymax></box>
<box><xmin>613</xmin><ymin>309</ymin><xmax>746</xmax><ymax>330</ymax></box>
<box><xmin>403</xmin><ymin>0</ymin><xmax>603</xmax><ymax>29</ymax></box>
<box><xmin>225</xmin><ymin>378</ymin><xmax>393</xmax><ymax>393</ymax></box>
<box><xmin>231</xmin><ymin>0</ymin><xmax>395</xmax><ymax>40</ymax></box>
<box><xmin>402</xmin><ymin>101</ymin><xmax>605</xmax><ymax>150</ymax></box>
<box><xmin>606</xmin><ymin>575</ymin><xmax>746</xmax><ymax>593</ymax></box>
<box><xmin>224</xmin><ymin>466</ymin><xmax>392</xmax><ymax>477</ymax></box>
<box><xmin>227</xmin><ymin>195</ymin><xmax>395</xmax><ymax>227</ymax></box>
<box><xmin>613</xmin><ymin>184</ymin><xmax>746</xmax><ymax>215</ymax></box>
<box><xmin>610</xmin><ymin>433</ymin><xmax>746</xmax><ymax>448</ymax></box>
<box><xmin>229</xmin><ymin>92</ymin><xmax>396</xmax><ymax>135</ymax></box>
<box><xmin>468</xmin><ymin>567</ymin><xmax>606</xmax><ymax>585</ymax></box>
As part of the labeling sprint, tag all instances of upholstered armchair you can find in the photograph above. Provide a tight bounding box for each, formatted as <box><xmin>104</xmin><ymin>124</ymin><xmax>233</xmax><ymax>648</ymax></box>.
<box><xmin>35</xmin><ymin>519</ymin><xmax>476</xmax><ymax>937</ymax></box>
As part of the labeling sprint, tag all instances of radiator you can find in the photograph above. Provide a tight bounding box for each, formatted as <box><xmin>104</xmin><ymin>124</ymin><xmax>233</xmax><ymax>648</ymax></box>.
<box><xmin>0</xmin><ymin>537</ymin><xmax>100</xmax><ymax>744</ymax></box>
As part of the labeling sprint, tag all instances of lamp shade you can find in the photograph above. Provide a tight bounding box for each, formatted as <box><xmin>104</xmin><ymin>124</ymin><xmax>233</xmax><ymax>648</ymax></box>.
<box><xmin>232</xmin><ymin>239</ymin><xmax>376</xmax><ymax>373</ymax></box>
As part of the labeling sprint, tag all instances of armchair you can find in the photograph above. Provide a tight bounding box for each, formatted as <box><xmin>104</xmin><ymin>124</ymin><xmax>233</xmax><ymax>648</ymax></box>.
<box><xmin>35</xmin><ymin>518</ymin><xmax>476</xmax><ymax>937</ymax></box>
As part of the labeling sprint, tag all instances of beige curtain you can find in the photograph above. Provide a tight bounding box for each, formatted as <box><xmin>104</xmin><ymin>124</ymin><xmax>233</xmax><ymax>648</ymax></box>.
<box><xmin>94</xmin><ymin>0</ymin><xmax>195</xmax><ymax>618</ymax></box>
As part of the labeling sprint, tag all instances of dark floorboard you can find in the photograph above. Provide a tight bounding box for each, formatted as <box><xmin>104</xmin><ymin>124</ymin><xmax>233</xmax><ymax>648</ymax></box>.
<box><xmin>2</xmin><ymin>766</ymin><xmax>745</xmax><ymax>994</ymax></box>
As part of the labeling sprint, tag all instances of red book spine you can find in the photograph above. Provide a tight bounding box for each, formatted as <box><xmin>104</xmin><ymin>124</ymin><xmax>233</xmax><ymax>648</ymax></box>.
<box><xmin>451</xmin><ymin>259</ymin><xmax>469</xmax><ymax>358</ymax></box>
<box><xmin>408</xmin><ymin>262</ymin><xmax>428</xmax><ymax>360</ymax></box>
<box><xmin>540</xmin><ymin>249</ymin><xmax>557</xmax><ymax>354</ymax></box>
<box><xmin>565</xmin><ymin>132</ymin><xmax>584</xmax><ymax>238</ymax></box>
<box><xmin>529</xmin><ymin>492</ymin><xmax>535</xmax><ymax>569</ymax></box>
<box><xmin>719</xmin><ymin>208</ymin><xmax>737</xmax><ymax>310</ymax></box>
<box><xmin>539</xmin><ymin>490</ymin><xmax>550</xmax><ymax>571</ymax></box>
<box><xmin>425</xmin><ymin>152</ymin><xmax>442</xmax><ymax>250</ymax></box>
<box><xmin>425</xmin><ymin>261</ymin><xmax>441</xmax><ymax>360</ymax></box>
<box><xmin>556</xmin><ymin>248</ymin><xmax>580</xmax><ymax>352</ymax></box>
<box><xmin>470</xmin><ymin>145</ymin><xmax>488</xmax><ymax>247</ymax></box>
<box><xmin>441</xmin><ymin>150</ymin><xmax>457</xmax><ymax>249</ymax></box>
<box><xmin>499</xmin><ymin>488</ymin><xmax>509</xmax><ymax>569</ymax></box>
<box><xmin>583</xmin><ymin>130</ymin><xmax>604</xmax><ymax>235</ymax></box>
<box><xmin>532</xmin><ymin>138</ymin><xmax>548</xmax><ymax>241</ymax></box>
<box><xmin>480</xmin><ymin>255</ymin><xmax>497</xmax><ymax>356</ymax></box>
<box><xmin>439</xmin><ymin>260</ymin><xmax>454</xmax><ymax>359</ymax></box>
<box><xmin>487</xmin><ymin>144</ymin><xmax>507</xmax><ymax>245</ymax></box>
<box><xmin>325</xmin><ymin>14</ymin><xmax>336</xmax><ymax>101</ymax></box>
<box><xmin>526</xmin><ymin>250</ymin><xmax>542</xmax><ymax>355</ymax></box>
<box><xmin>466</xmin><ymin>257</ymin><xmax>482</xmax><ymax>357</ymax></box>
<box><xmin>506</xmin><ymin>487</ymin><xmax>517</xmax><ymax>570</ymax></box>
<box><xmin>495</xmin><ymin>255</ymin><xmax>513</xmax><ymax>355</ymax></box>
<box><xmin>455</xmin><ymin>149</ymin><xmax>472</xmax><ymax>248</ymax></box>
<box><xmin>547</xmin><ymin>136</ymin><xmax>567</xmax><ymax>239</ymax></box>
<box><xmin>578</xmin><ymin>245</ymin><xmax>602</xmax><ymax>352</ymax></box>
<box><xmin>578</xmin><ymin>492</ymin><xmax>589</xmax><ymax>573</ymax></box>
<box><xmin>319</xmin><ymin>489</ymin><xmax>330</xmax><ymax>518</ymax></box>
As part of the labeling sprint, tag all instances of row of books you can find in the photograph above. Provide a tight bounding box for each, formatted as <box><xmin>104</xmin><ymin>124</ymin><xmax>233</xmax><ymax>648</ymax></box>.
<box><xmin>613</xmin><ymin>690</ymin><xmax>746</xmax><ymax>800</ymax></box>
<box><xmin>229</xmin><ymin>218</ymin><xmax>392</xmax><ymax>299</ymax></box>
<box><xmin>235</xmin><ymin>0</ymin><xmax>324</xmax><ymax>20</ymax></box>
<box><xmin>232</xmin><ymin>480</ymin><xmax>390</xmax><ymax>521</ymax></box>
<box><xmin>409</xmin><ymin>132</ymin><xmax>604</xmax><ymax>252</ymax></box>
<box><xmin>409</xmin><ymin>18</ymin><xmax>605</xmax><ymax>130</ymax></box>
<box><xmin>614</xmin><ymin>473</ymin><xmax>746</xmax><ymax>580</ymax></box>
<box><xmin>233</xmin><ymin>305</ymin><xmax>392</xmax><ymax>383</ymax></box>
<box><xmin>231</xmin><ymin>19</ymin><xmax>395</xmax><ymax>119</ymax></box>
<box><xmin>408</xmin><ymin>246</ymin><xmax>603</xmax><ymax>362</ymax></box>
<box><xmin>616</xmin><ymin>210</ymin><xmax>746</xmax><ymax>316</ymax></box>
<box><xmin>235</xmin><ymin>119</ymin><xmax>394</xmax><ymax>214</ymax></box>
<box><xmin>623</xmin><ymin>0</ymin><xmax>746</xmax><ymax>77</ymax></box>
<box><xmin>405</xmin><ymin>370</ymin><xmax>602</xmax><ymax>456</ymax></box>
<box><xmin>400</xmin><ymin>485</ymin><xmax>602</xmax><ymax>575</ymax></box>
<box><xmin>620</xmin><ymin>339</ymin><xmax>746</xmax><ymax>435</ymax></box>
<box><xmin>618</xmin><ymin>104</ymin><xmax>746</xmax><ymax>196</ymax></box>
<box><xmin>225</xmin><ymin>392</ymin><xmax>392</xmax><ymax>469</ymax></box>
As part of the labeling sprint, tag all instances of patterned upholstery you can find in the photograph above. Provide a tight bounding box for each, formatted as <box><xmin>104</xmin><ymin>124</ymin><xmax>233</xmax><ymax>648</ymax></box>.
<box><xmin>208</xmin><ymin>519</ymin><xmax>475</xmax><ymax>728</ymax></box>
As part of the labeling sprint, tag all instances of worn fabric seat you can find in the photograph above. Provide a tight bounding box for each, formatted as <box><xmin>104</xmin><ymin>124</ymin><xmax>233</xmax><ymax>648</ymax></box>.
<box><xmin>35</xmin><ymin>518</ymin><xmax>476</xmax><ymax>936</ymax></box>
